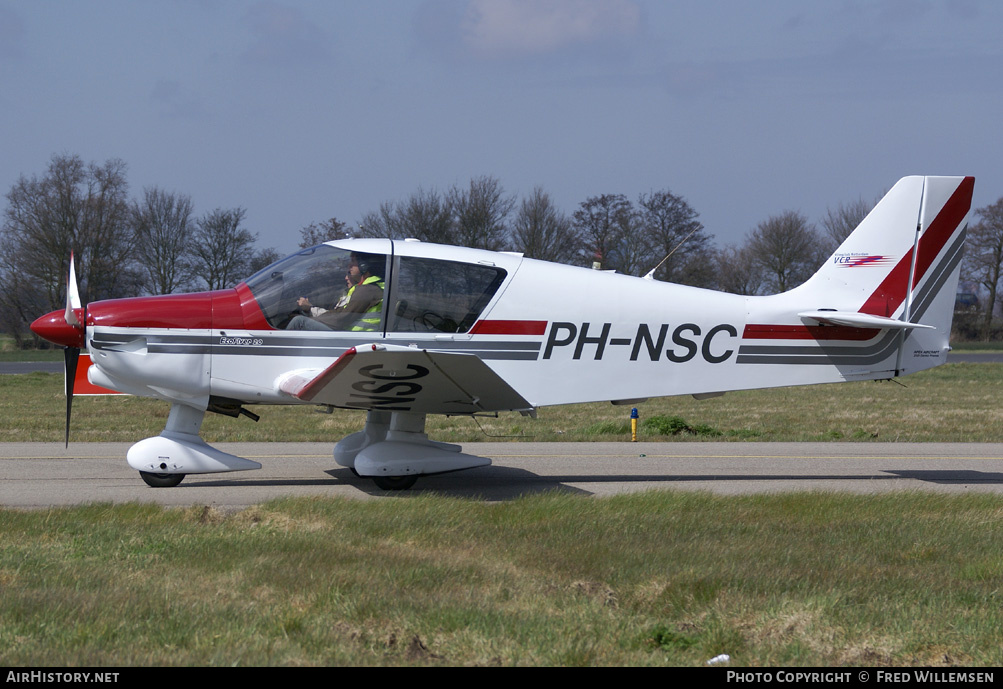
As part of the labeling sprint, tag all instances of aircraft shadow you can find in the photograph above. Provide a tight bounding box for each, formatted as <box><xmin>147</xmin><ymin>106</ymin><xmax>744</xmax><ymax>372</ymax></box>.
<box><xmin>884</xmin><ymin>469</ymin><xmax>1003</xmax><ymax>484</ymax></box>
<box><xmin>361</xmin><ymin>467</ymin><xmax>1003</xmax><ymax>499</ymax></box>
<box><xmin>184</xmin><ymin>467</ymin><xmax>1003</xmax><ymax>500</ymax></box>
<box><xmin>190</xmin><ymin>466</ymin><xmax>586</xmax><ymax>498</ymax></box>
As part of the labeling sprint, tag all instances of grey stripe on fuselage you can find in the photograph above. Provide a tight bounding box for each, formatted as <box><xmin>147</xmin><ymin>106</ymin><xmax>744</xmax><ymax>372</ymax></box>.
<box><xmin>89</xmin><ymin>331</ymin><xmax>543</xmax><ymax>361</ymax></box>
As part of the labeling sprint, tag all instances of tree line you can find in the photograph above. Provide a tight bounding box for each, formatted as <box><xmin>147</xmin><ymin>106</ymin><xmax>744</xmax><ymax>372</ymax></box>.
<box><xmin>352</xmin><ymin>174</ymin><xmax>871</xmax><ymax>295</ymax></box>
<box><xmin>0</xmin><ymin>154</ymin><xmax>280</xmax><ymax>346</ymax></box>
<box><xmin>4</xmin><ymin>153</ymin><xmax>1003</xmax><ymax>345</ymax></box>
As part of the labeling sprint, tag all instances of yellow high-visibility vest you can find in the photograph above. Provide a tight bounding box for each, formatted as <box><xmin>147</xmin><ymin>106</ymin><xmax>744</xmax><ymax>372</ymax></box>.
<box><xmin>350</xmin><ymin>276</ymin><xmax>384</xmax><ymax>331</ymax></box>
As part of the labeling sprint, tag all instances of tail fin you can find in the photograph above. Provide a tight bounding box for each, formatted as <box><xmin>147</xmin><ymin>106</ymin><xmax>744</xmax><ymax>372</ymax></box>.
<box><xmin>799</xmin><ymin>176</ymin><xmax>971</xmax><ymax>311</ymax></box>
<box><xmin>742</xmin><ymin>176</ymin><xmax>973</xmax><ymax>378</ymax></box>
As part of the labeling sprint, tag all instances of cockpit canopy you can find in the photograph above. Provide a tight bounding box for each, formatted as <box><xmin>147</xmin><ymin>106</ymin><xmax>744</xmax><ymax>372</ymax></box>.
<box><xmin>244</xmin><ymin>244</ymin><xmax>508</xmax><ymax>333</ymax></box>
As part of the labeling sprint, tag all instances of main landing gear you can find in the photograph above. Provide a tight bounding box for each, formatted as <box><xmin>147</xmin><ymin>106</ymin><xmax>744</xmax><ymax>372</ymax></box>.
<box><xmin>127</xmin><ymin>404</ymin><xmax>490</xmax><ymax>491</ymax></box>
<box><xmin>334</xmin><ymin>410</ymin><xmax>491</xmax><ymax>490</ymax></box>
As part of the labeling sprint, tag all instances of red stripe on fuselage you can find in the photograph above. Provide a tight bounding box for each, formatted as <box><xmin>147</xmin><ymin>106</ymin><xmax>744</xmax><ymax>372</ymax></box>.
<box><xmin>469</xmin><ymin>320</ymin><xmax>548</xmax><ymax>335</ymax></box>
<box><xmin>742</xmin><ymin>324</ymin><xmax>880</xmax><ymax>341</ymax></box>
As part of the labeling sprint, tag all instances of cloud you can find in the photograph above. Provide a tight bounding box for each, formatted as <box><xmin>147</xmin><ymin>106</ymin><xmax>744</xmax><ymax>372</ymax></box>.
<box><xmin>241</xmin><ymin>1</ymin><xmax>329</xmax><ymax>67</ymax></box>
<box><xmin>151</xmin><ymin>79</ymin><xmax>210</xmax><ymax>120</ymax></box>
<box><xmin>458</xmin><ymin>0</ymin><xmax>641</xmax><ymax>59</ymax></box>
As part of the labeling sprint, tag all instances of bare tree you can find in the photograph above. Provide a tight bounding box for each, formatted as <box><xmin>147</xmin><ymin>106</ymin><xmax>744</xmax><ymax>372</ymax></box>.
<box><xmin>1</xmin><ymin>168</ymin><xmax>70</xmax><ymax>322</ymax></box>
<box><xmin>611</xmin><ymin>205</ymin><xmax>649</xmax><ymax>277</ymax></box>
<box><xmin>357</xmin><ymin>201</ymin><xmax>404</xmax><ymax>240</ymax></box>
<box><xmin>0</xmin><ymin>154</ymin><xmax>137</xmax><ymax>342</ymax></box>
<box><xmin>400</xmin><ymin>188</ymin><xmax>455</xmax><ymax>243</ymax></box>
<box><xmin>357</xmin><ymin>177</ymin><xmax>515</xmax><ymax>250</ymax></box>
<box><xmin>962</xmin><ymin>197</ymin><xmax>1003</xmax><ymax>340</ymax></box>
<box><xmin>448</xmin><ymin>175</ymin><xmax>515</xmax><ymax>251</ymax></box>
<box><xmin>511</xmin><ymin>187</ymin><xmax>580</xmax><ymax>264</ymax></box>
<box><xmin>81</xmin><ymin>158</ymin><xmax>138</xmax><ymax>301</ymax></box>
<box><xmin>637</xmin><ymin>189</ymin><xmax>715</xmax><ymax>287</ymax></box>
<box><xmin>358</xmin><ymin>188</ymin><xmax>454</xmax><ymax>243</ymax></box>
<box><xmin>0</xmin><ymin>261</ymin><xmax>43</xmax><ymax>348</ymax></box>
<box><xmin>248</xmin><ymin>246</ymin><xmax>282</xmax><ymax>275</ymax></box>
<box><xmin>573</xmin><ymin>193</ymin><xmax>633</xmax><ymax>271</ymax></box>
<box><xmin>747</xmin><ymin>210</ymin><xmax>824</xmax><ymax>293</ymax></box>
<box><xmin>820</xmin><ymin>196</ymin><xmax>874</xmax><ymax>251</ymax></box>
<box><xmin>715</xmin><ymin>243</ymin><xmax>764</xmax><ymax>295</ymax></box>
<box><xmin>299</xmin><ymin>217</ymin><xmax>350</xmax><ymax>248</ymax></box>
<box><xmin>132</xmin><ymin>187</ymin><xmax>195</xmax><ymax>295</ymax></box>
<box><xmin>189</xmin><ymin>208</ymin><xmax>256</xmax><ymax>290</ymax></box>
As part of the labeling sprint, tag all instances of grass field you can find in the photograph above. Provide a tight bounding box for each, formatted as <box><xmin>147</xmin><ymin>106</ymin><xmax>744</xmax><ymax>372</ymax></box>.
<box><xmin>3</xmin><ymin>363</ymin><xmax>1003</xmax><ymax>666</ymax></box>
<box><xmin>3</xmin><ymin>361</ymin><xmax>1003</xmax><ymax>444</ymax></box>
<box><xmin>2</xmin><ymin>492</ymin><xmax>1003</xmax><ymax>666</ymax></box>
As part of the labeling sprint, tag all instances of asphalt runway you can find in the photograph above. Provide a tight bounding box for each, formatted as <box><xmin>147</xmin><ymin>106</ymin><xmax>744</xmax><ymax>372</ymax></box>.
<box><xmin>3</xmin><ymin>441</ymin><xmax>1003</xmax><ymax>510</ymax></box>
<box><xmin>0</xmin><ymin>362</ymin><xmax>64</xmax><ymax>374</ymax></box>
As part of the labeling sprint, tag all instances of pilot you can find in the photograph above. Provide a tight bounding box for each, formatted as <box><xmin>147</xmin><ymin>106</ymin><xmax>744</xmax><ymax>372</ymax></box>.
<box><xmin>297</xmin><ymin>273</ymin><xmax>352</xmax><ymax>316</ymax></box>
<box><xmin>287</xmin><ymin>253</ymin><xmax>384</xmax><ymax>331</ymax></box>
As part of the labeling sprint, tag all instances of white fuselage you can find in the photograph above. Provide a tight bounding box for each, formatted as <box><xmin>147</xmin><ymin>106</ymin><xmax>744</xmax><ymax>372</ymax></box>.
<box><xmin>85</xmin><ymin>235</ymin><xmax>958</xmax><ymax>413</ymax></box>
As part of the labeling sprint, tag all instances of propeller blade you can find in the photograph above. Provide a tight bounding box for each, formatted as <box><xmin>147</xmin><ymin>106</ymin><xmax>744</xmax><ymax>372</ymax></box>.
<box><xmin>64</xmin><ymin>346</ymin><xmax>80</xmax><ymax>447</ymax></box>
<box><xmin>65</xmin><ymin>252</ymin><xmax>81</xmax><ymax>327</ymax></box>
<box><xmin>62</xmin><ymin>253</ymin><xmax>84</xmax><ymax>446</ymax></box>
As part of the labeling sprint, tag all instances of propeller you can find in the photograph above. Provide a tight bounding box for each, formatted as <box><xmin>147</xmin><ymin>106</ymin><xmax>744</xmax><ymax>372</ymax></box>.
<box><xmin>63</xmin><ymin>343</ymin><xmax>79</xmax><ymax>447</ymax></box>
<box><xmin>62</xmin><ymin>252</ymin><xmax>83</xmax><ymax>447</ymax></box>
<box><xmin>29</xmin><ymin>253</ymin><xmax>87</xmax><ymax>446</ymax></box>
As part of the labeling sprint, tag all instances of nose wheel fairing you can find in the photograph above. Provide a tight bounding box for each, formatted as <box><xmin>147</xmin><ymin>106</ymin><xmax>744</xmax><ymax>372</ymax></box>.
<box><xmin>126</xmin><ymin>434</ymin><xmax>262</xmax><ymax>475</ymax></box>
<box><xmin>126</xmin><ymin>402</ymin><xmax>261</xmax><ymax>478</ymax></box>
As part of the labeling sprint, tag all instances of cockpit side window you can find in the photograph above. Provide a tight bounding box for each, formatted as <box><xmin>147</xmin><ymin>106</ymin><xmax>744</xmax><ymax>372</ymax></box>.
<box><xmin>245</xmin><ymin>245</ymin><xmax>388</xmax><ymax>331</ymax></box>
<box><xmin>389</xmin><ymin>257</ymin><xmax>506</xmax><ymax>333</ymax></box>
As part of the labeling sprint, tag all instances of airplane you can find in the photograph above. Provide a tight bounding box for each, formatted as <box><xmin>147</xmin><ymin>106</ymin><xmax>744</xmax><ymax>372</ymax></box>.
<box><xmin>30</xmin><ymin>175</ymin><xmax>974</xmax><ymax>490</ymax></box>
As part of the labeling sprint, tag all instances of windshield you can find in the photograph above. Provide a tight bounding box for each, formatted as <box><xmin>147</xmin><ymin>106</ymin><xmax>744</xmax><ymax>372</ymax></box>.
<box><xmin>244</xmin><ymin>243</ymin><xmax>509</xmax><ymax>333</ymax></box>
<box><xmin>244</xmin><ymin>245</ymin><xmax>387</xmax><ymax>330</ymax></box>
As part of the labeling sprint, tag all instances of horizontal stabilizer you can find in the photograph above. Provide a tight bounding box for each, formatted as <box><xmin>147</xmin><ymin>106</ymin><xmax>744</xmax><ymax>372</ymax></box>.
<box><xmin>277</xmin><ymin>343</ymin><xmax>532</xmax><ymax>415</ymax></box>
<box><xmin>797</xmin><ymin>310</ymin><xmax>935</xmax><ymax>331</ymax></box>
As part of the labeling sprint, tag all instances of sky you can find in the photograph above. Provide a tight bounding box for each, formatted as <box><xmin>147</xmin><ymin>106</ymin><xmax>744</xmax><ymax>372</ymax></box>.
<box><xmin>1</xmin><ymin>0</ymin><xmax>1001</xmax><ymax>258</ymax></box>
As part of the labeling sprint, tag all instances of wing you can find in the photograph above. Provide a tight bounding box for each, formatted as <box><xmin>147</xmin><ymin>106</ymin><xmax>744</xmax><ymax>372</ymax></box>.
<box><xmin>276</xmin><ymin>343</ymin><xmax>533</xmax><ymax>415</ymax></box>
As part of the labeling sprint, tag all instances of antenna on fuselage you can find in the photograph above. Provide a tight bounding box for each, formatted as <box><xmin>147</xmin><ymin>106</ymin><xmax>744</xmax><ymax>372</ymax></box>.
<box><xmin>642</xmin><ymin>226</ymin><xmax>701</xmax><ymax>281</ymax></box>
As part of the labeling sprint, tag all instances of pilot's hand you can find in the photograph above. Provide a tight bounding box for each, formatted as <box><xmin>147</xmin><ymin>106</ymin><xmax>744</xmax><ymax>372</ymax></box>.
<box><xmin>297</xmin><ymin>297</ymin><xmax>312</xmax><ymax>309</ymax></box>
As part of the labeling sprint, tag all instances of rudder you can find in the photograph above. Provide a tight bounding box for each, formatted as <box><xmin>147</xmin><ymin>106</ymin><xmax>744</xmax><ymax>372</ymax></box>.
<box><xmin>898</xmin><ymin>176</ymin><xmax>974</xmax><ymax>373</ymax></box>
